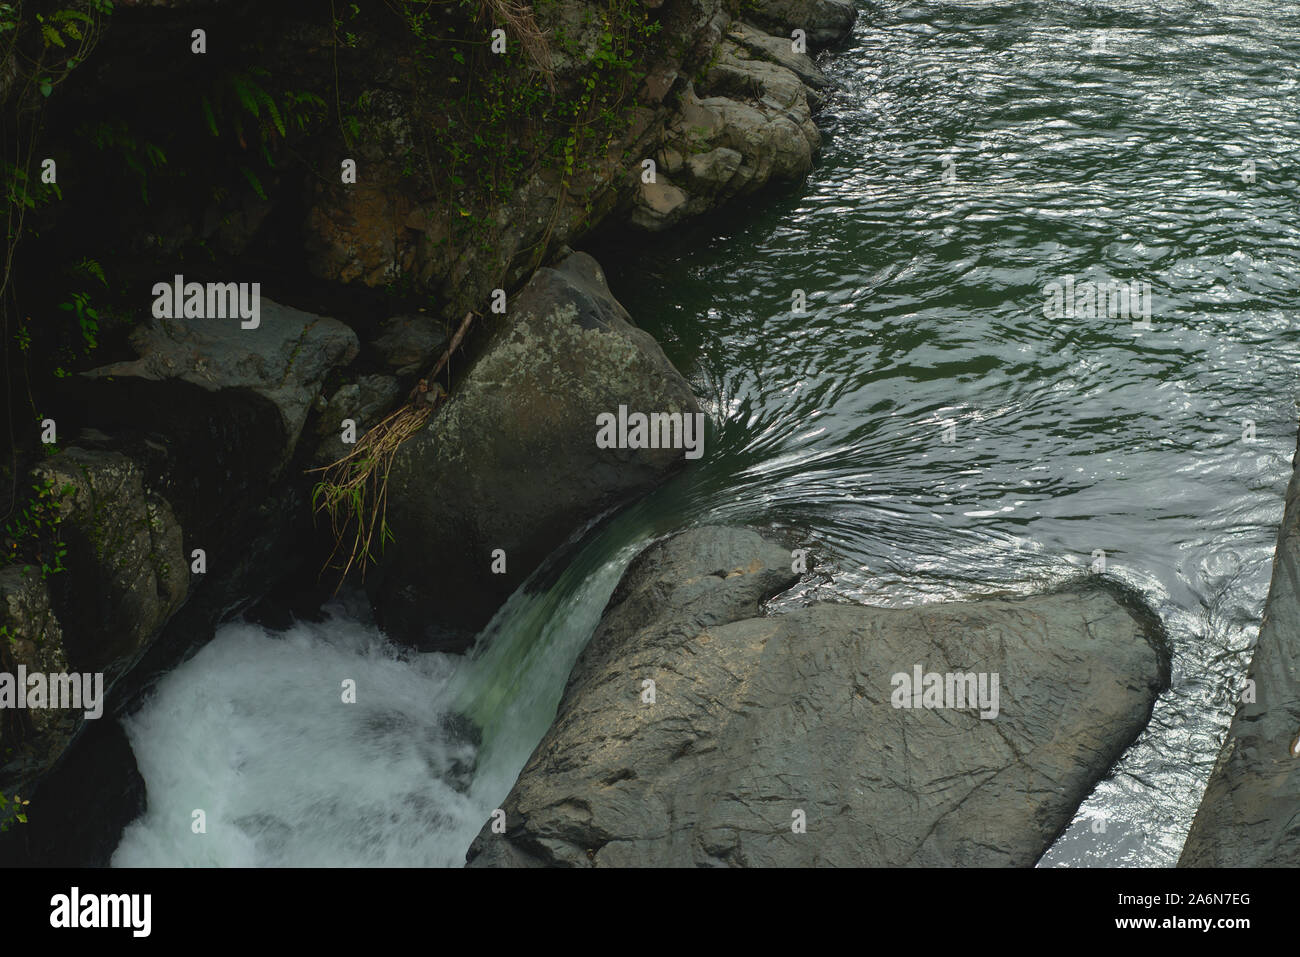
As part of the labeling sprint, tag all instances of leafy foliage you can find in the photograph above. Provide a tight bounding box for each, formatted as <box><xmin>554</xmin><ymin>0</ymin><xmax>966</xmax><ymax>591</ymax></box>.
<box><xmin>0</xmin><ymin>792</ymin><xmax>31</xmax><ymax>831</ymax></box>
<box><xmin>2</xmin><ymin>475</ymin><xmax>73</xmax><ymax>581</ymax></box>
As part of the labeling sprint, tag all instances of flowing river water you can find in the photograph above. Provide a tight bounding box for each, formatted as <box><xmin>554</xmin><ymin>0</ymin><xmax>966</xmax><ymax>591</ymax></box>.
<box><xmin>112</xmin><ymin>0</ymin><xmax>1300</xmax><ymax>867</ymax></box>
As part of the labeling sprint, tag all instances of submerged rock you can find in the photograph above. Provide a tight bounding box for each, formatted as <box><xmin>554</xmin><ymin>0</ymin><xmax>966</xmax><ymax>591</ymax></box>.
<box><xmin>370</xmin><ymin>251</ymin><xmax>700</xmax><ymax>652</ymax></box>
<box><xmin>467</xmin><ymin>526</ymin><xmax>1170</xmax><ymax>867</ymax></box>
<box><xmin>1180</xmin><ymin>438</ymin><xmax>1300</xmax><ymax>867</ymax></box>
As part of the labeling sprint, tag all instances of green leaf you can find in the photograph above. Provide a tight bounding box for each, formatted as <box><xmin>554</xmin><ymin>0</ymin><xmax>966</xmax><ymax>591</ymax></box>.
<box><xmin>239</xmin><ymin>166</ymin><xmax>267</xmax><ymax>200</ymax></box>
<box><xmin>257</xmin><ymin>88</ymin><xmax>285</xmax><ymax>137</ymax></box>
<box><xmin>231</xmin><ymin>75</ymin><xmax>260</xmax><ymax>118</ymax></box>
<box><xmin>201</xmin><ymin>96</ymin><xmax>219</xmax><ymax>137</ymax></box>
<box><xmin>78</xmin><ymin>258</ymin><xmax>108</xmax><ymax>287</ymax></box>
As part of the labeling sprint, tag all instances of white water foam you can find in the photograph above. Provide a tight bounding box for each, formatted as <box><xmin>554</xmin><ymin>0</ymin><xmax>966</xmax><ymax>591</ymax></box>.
<box><xmin>112</xmin><ymin>532</ymin><xmax>647</xmax><ymax>867</ymax></box>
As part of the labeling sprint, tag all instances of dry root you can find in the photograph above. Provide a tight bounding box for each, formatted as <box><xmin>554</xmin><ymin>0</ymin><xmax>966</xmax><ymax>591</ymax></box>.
<box><xmin>309</xmin><ymin>400</ymin><xmax>435</xmax><ymax>585</ymax></box>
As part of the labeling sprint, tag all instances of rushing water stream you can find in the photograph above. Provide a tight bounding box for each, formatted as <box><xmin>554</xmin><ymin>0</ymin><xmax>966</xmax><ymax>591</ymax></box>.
<box><xmin>114</xmin><ymin>0</ymin><xmax>1300</xmax><ymax>867</ymax></box>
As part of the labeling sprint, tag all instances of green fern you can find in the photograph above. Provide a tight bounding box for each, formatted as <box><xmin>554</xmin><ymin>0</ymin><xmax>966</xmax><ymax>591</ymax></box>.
<box><xmin>201</xmin><ymin>95</ymin><xmax>219</xmax><ymax>136</ymax></box>
<box><xmin>239</xmin><ymin>165</ymin><xmax>267</xmax><ymax>200</ymax></box>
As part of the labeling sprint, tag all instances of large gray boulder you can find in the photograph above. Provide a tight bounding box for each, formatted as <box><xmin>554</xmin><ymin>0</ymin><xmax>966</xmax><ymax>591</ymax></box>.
<box><xmin>84</xmin><ymin>299</ymin><xmax>359</xmax><ymax>470</ymax></box>
<box><xmin>66</xmin><ymin>297</ymin><xmax>360</xmax><ymax>652</ymax></box>
<box><xmin>370</xmin><ymin>251</ymin><xmax>701</xmax><ymax>651</ymax></box>
<box><xmin>1180</xmin><ymin>438</ymin><xmax>1300</xmax><ymax>866</ymax></box>
<box><xmin>31</xmin><ymin>448</ymin><xmax>187</xmax><ymax>679</ymax></box>
<box><xmin>0</xmin><ymin>566</ymin><xmax>74</xmax><ymax>788</ymax></box>
<box><xmin>467</xmin><ymin>526</ymin><xmax>1171</xmax><ymax>867</ymax></box>
<box><xmin>0</xmin><ymin>447</ymin><xmax>187</xmax><ymax>806</ymax></box>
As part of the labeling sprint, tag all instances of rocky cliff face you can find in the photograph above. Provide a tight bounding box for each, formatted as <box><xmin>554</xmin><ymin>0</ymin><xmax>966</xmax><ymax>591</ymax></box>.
<box><xmin>0</xmin><ymin>0</ymin><xmax>857</xmax><ymax>859</ymax></box>
<box><xmin>467</xmin><ymin>526</ymin><xmax>1171</xmax><ymax>867</ymax></box>
<box><xmin>7</xmin><ymin>0</ymin><xmax>854</xmax><ymax>335</ymax></box>
<box><xmin>298</xmin><ymin>0</ymin><xmax>854</xmax><ymax>308</ymax></box>
<box><xmin>300</xmin><ymin>0</ymin><xmax>740</xmax><ymax>313</ymax></box>
<box><xmin>629</xmin><ymin>19</ymin><xmax>829</xmax><ymax>229</ymax></box>
<box><xmin>1180</xmin><ymin>431</ymin><xmax>1300</xmax><ymax>866</ymax></box>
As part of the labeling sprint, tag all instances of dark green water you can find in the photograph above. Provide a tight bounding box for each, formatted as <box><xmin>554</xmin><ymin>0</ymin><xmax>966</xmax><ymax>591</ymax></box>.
<box><xmin>114</xmin><ymin>0</ymin><xmax>1300</xmax><ymax>867</ymax></box>
<box><xmin>597</xmin><ymin>0</ymin><xmax>1300</xmax><ymax>865</ymax></box>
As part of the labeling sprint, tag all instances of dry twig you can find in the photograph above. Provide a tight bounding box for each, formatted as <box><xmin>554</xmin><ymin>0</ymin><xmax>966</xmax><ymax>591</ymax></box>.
<box><xmin>309</xmin><ymin>310</ymin><xmax>479</xmax><ymax>586</ymax></box>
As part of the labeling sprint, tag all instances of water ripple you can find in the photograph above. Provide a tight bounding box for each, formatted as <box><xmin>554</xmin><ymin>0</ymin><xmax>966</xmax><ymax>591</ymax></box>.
<box><xmin>603</xmin><ymin>0</ymin><xmax>1299</xmax><ymax>866</ymax></box>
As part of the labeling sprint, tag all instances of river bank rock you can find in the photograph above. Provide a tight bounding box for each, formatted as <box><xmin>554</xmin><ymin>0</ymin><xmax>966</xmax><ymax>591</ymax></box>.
<box><xmin>65</xmin><ymin>299</ymin><xmax>358</xmax><ymax>609</ymax></box>
<box><xmin>727</xmin><ymin>21</ymin><xmax>831</xmax><ymax>94</ymax></box>
<box><xmin>83</xmin><ymin>300</ymin><xmax>359</xmax><ymax>472</ymax></box>
<box><xmin>0</xmin><ymin>567</ymin><xmax>73</xmax><ymax>789</ymax></box>
<box><xmin>0</xmin><ymin>446</ymin><xmax>185</xmax><ymax>833</ymax></box>
<box><xmin>631</xmin><ymin>29</ymin><xmax>823</xmax><ymax>230</ymax></box>
<box><xmin>31</xmin><ymin>448</ymin><xmax>188</xmax><ymax>680</ymax></box>
<box><xmin>466</xmin><ymin>526</ymin><xmax>1171</xmax><ymax>867</ymax></box>
<box><xmin>1180</xmin><ymin>437</ymin><xmax>1300</xmax><ymax>867</ymax></box>
<box><xmin>301</xmin><ymin>0</ymin><xmax>733</xmax><ymax>320</ymax></box>
<box><xmin>369</xmin><ymin>251</ymin><xmax>701</xmax><ymax>652</ymax></box>
<box><xmin>745</xmin><ymin>0</ymin><xmax>858</xmax><ymax>48</ymax></box>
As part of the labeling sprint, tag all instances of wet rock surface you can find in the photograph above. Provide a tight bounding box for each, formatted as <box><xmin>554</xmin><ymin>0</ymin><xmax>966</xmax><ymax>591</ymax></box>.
<box><xmin>468</xmin><ymin>526</ymin><xmax>1171</xmax><ymax>867</ymax></box>
<box><xmin>1181</xmin><ymin>437</ymin><xmax>1300</xmax><ymax>867</ymax></box>
<box><xmin>631</xmin><ymin>26</ymin><xmax>825</xmax><ymax>231</ymax></box>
